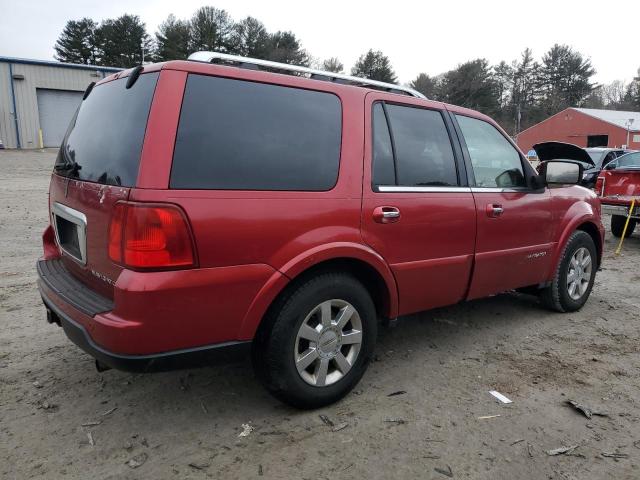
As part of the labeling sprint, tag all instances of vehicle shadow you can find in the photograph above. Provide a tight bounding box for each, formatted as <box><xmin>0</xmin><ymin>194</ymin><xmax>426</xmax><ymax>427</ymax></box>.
<box><xmin>48</xmin><ymin>290</ymin><xmax>551</xmax><ymax>426</ymax></box>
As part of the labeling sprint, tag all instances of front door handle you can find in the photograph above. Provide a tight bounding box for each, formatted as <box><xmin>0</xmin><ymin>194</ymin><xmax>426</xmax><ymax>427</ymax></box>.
<box><xmin>373</xmin><ymin>206</ymin><xmax>401</xmax><ymax>223</ymax></box>
<box><xmin>486</xmin><ymin>203</ymin><xmax>504</xmax><ymax>218</ymax></box>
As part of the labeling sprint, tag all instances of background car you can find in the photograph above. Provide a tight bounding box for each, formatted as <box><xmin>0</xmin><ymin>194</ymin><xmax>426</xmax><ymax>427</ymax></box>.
<box><xmin>603</xmin><ymin>150</ymin><xmax>640</xmax><ymax>171</ymax></box>
<box><xmin>597</xmin><ymin>151</ymin><xmax>640</xmax><ymax>237</ymax></box>
<box><xmin>582</xmin><ymin>147</ymin><xmax>634</xmax><ymax>188</ymax></box>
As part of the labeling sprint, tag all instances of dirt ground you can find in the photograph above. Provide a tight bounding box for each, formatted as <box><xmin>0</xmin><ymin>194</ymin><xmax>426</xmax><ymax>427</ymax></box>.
<box><xmin>1</xmin><ymin>149</ymin><xmax>640</xmax><ymax>480</ymax></box>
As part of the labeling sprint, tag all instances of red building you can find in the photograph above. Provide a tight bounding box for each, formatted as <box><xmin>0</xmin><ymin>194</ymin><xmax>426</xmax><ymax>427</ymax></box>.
<box><xmin>516</xmin><ymin>108</ymin><xmax>640</xmax><ymax>154</ymax></box>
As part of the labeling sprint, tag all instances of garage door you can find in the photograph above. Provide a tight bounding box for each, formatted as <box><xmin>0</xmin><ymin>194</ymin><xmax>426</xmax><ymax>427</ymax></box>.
<box><xmin>36</xmin><ymin>89</ymin><xmax>83</xmax><ymax>147</ymax></box>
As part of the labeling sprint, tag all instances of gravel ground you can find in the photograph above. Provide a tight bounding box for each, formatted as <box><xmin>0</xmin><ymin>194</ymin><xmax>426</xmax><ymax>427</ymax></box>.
<box><xmin>1</xmin><ymin>149</ymin><xmax>640</xmax><ymax>480</ymax></box>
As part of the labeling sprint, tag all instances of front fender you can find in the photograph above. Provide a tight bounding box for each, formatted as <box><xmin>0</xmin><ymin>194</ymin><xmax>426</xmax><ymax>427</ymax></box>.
<box><xmin>547</xmin><ymin>199</ymin><xmax>603</xmax><ymax>281</ymax></box>
<box><xmin>237</xmin><ymin>242</ymin><xmax>399</xmax><ymax>340</ymax></box>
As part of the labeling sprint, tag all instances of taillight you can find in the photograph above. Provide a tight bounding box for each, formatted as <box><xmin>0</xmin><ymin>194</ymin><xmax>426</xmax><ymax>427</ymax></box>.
<box><xmin>595</xmin><ymin>177</ymin><xmax>604</xmax><ymax>196</ymax></box>
<box><xmin>108</xmin><ymin>202</ymin><xmax>196</xmax><ymax>269</ymax></box>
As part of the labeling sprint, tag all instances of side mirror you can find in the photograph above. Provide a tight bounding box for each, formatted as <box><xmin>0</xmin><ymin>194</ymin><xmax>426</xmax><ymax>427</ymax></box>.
<box><xmin>529</xmin><ymin>174</ymin><xmax>546</xmax><ymax>190</ymax></box>
<box><xmin>540</xmin><ymin>161</ymin><xmax>583</xmax><ymax>185</ymax></box>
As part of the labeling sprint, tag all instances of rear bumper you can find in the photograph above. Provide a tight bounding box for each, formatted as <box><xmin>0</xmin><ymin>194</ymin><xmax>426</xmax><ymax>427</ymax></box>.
<box><xmin>36</xmin><ymin>257</ymin><xmax>275</xmax><ymax>371</ymax></box>
<box><xmin>40</xmin><ymin>291</ymin><xmax>250</xmax><ymax>372</ymax></box>
<box><xmin>602</xmin><ymin>203</ymin><xmax>640</xmax><ymax>219</ymax></box>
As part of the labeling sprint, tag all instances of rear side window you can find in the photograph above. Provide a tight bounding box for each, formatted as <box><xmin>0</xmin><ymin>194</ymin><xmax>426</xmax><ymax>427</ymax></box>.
<box><xmin>372</xmin><ymin>103</ymin><xmax>395</xmax><ymax>185</ymax></box>
<box><xmin>171</xmin><ymin>75</ymin><xmax>342</xmax><ymax>190</ymax></box>
<box><xmin>455</xmin><ymin>114</ymin><xmax>526</xmax><ymax>188</ymax></box>
<box><xmin>55</xmin><ymin>72</ymin><xmax>159</xmax><ymax>187</ymax></box>
<box><xmin>372</xmin><ymin>102</ymin><xmax>458</xmax><ymax>187</ymax></box>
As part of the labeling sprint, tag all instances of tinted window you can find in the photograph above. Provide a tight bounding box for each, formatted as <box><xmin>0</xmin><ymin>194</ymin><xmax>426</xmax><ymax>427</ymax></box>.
<box><xmin>616</xmin><ymin>152</ymin><xmax>640</xmax><ymax>168</ymax></box>
<box><xmin>372</xmin><ymin>103</ymin><xmax>395</xmax><ymax>185</ymax></box>
<box><xmin>384</xmin><ymin>104</ymin><xmax>457</xmax><ymax>186</ymax></box>
<box><xmin>456</xmin><ymin>114</ymin><xmax>526</xmax><ymax>188</ymax></box>
<box><xmin>171</xmin><ymin>75</ymin><xmax>342</xmax><ymax>190</ymax></box>
<box><xmin>55</xmin><ymin>73</ymin><xmax>159</xmax><ymax>187</ymax></box>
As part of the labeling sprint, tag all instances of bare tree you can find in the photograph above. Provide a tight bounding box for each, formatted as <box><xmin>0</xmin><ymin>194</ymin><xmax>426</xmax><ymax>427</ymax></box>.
<box><xmin>322</xmin><ymin>57</ymin><xmax>344</xmax><ymax>73</ymax></box>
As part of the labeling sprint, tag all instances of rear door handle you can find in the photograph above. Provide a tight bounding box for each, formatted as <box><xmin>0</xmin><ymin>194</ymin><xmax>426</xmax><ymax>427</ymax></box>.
<box><xmin>373</xmin><ymin>206</ymin><xmax>401</xmax><ymax>223</ymax></box>
<box><xmin>486</xmin><ymin>203</ymin><xmax>504</xmax><ymax>218</ymax></box>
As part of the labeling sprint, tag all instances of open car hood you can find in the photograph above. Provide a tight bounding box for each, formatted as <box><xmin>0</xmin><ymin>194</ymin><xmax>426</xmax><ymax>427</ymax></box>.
<box><xmin>533</xmin><ymin>142</ymin><xmax>595</xmax><ymax>166</ymax></box>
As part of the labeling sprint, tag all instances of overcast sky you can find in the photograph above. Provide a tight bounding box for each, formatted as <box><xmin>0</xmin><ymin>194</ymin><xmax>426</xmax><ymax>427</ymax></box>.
<box><xmin>1</xmin><ymin>0</ymin><xmax>637</xmax><ymax>85</ymax></box>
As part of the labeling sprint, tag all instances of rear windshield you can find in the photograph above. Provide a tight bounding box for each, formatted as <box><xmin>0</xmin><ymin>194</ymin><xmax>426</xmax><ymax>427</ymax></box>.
<box><xmin>170</xmin><ymin>74</ymin><xmax>342</xmax><ymax>191</ymax></box>
<box><xmin>54</xmin><ymin>72</ymin><xmax>159</xmax><ymax>187</ymax></box>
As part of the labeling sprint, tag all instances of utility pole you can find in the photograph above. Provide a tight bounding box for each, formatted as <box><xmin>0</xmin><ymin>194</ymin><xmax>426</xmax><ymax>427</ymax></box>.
<box><xmin>626</xmin><ymin>118</ymin><xmax>635</xmax><ymax>148</ymax></box>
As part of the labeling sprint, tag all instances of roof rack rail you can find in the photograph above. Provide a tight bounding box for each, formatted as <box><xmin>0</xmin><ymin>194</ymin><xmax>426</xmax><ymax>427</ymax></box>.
<box><xmin>188</xmin><ymin>51</ymin><xmax>426</xmax><ymax>99</ymax></box>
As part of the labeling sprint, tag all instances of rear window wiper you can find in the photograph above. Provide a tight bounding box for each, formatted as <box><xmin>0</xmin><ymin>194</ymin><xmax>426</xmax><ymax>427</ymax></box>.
<box><xmin>54</xmin><ymin>158</ymin><xmax>82</xmax><ymax>175</ymax></box>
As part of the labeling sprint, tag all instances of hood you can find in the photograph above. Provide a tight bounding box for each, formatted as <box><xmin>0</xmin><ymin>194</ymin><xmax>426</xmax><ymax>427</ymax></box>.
<box><xmin>533</xmin><ymin>142</ymin><xmax>595</xmax><ymax>166</ymax></box>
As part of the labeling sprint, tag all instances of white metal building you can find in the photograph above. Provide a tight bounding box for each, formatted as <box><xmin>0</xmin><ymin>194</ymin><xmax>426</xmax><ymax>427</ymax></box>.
<box><xmin>0</xmin><ymin>57</ymin><xmax>122</xmax><ymax>149</ymax></box>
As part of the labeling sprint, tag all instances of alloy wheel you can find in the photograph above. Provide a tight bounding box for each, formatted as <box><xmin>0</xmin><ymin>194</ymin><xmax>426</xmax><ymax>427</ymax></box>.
<box><xmin>294</xmin><ymin>299</ymin><xmax>363</xmax><ymax>387</ymax></box>
<box><xmin>566</xmin><ymin>247</ymin><xmax>592</xmax><ymax>300</ymax></box>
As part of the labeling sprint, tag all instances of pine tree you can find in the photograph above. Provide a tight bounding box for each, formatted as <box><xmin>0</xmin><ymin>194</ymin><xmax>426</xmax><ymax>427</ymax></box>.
<box><xmin>266</xmin><ymin>31</ymin><xmax>309</xmax><ymax>66</ymax></box>
<box><xmin>351</xmin><ymin>50</ymin><xmax>396</xmax><ymax>83</ymax></box>
<box><xmin>229</xmin><ymin>17</ymin><xmax>269</xmax><ymax>58</ymax></box>
<box><xmin>97</xmin><ymin>14</ymin><xmax>153</xmax><ymax>67</ymax></box>
<box><xmin>539</xmin><ymin>44</ymin><xmax>595</xmax><ymax>112</ymax></box>
<box><xmin>54</xmin><ymin>18</ymin><xmax>98</xmax><ymax>65</ymax></box>
<box><xmin>155</xmin><ymin>14</ymin><xmax>190</xmax><ymax>61</ymax></box>
<box><xmin>438</xmin><ymin>59</ymin><xmax>499</xmax><ymax>116</ymax></box>
<box><xmin>410</xmin><ymin>73</ymin><xmax>438</xmax><ymax>98</ymax></box>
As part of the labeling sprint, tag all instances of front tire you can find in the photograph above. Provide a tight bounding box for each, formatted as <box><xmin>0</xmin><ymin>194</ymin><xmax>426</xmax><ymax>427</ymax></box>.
<box><xmin>253</xmin><ymin>272</ymin><xmax>377</xmax><ymax>409</ymax></box>
<box><xmin>540</xmin><ymin>231</ymin><xmax>597</xmax><ymax>312</ymax></box>
<box><xmin>611</xmin><ymin>215</ymin><xmax>636</xmax><ymax>238</ymax></box>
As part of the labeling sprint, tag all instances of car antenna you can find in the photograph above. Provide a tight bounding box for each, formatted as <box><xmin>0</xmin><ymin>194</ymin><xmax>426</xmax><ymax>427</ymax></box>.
<box><xmin>126</xmin><ymin>66</ymin><xmax>144</xmax><ymax>89</ymax></box>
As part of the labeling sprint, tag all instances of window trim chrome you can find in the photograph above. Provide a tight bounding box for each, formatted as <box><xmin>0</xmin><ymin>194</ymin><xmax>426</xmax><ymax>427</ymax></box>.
<box><xmin>51</xmin><ymin>202</ymin><xmax>87</xmax><ymax>265</ymax></box>
<box><xmin>469</xmin><ymin>187</ymin><xmax>531</xmax><ymax>193</ymax></box>
<box><xmin>377</xmin><ymin>185</ymin><xmax>472</xmax><ymax>193</ymax></box>
<box><xmin>376</xmin><ymin>185</ymin><xmax>536</xmax><ymax>194</ymax></box>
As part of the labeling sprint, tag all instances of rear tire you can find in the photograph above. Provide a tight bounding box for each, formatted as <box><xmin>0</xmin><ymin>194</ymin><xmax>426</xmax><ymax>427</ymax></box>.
<box><xmin>611</xmin><ymin>215</ymin><xmax>636</xmax><ymax>238</ymax></box>
<box><xmin>252</xmin><ymin>272</ymin><xmax>377</xmax><ymax>409</ymax></box>
<box><xmin>540</xmin><ymin>231</ymin><xmax>597</xmax><ymax>313</ymax></box>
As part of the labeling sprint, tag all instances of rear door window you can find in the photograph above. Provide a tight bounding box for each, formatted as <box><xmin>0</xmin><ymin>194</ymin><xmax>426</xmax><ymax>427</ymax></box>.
<box><xmin>170</xmin><ymin>74</ymin><xmax>342</xmax><ymax>191</ymax></box>
<box><xmin>372</xmin><ymin>102</ymin><xmax>458</xmax><ymax>187</ymax></box>
<box><xmin>456</xmin><ymin>114</ymin><xmax>526</xmax><ymax>188</ymax></box>
<box><xmin>55</xmin><ymin>72</ymin><xmax>159</xmax><ymax>187</ymax></box>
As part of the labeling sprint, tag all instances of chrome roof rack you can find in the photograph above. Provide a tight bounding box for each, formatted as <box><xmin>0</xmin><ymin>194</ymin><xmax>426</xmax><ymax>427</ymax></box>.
<box><xmin>188</xmin><ymin>51</ymin><xmax>426</xmax><ymax>99</ymax></box>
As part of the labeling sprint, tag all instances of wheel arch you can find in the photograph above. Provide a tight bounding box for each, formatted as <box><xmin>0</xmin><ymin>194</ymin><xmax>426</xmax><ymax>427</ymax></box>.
<box><xmin>548</xmin><ymin>215</ymin><xmax>603</xmax><ymax>281</ymax></box>
<box><xmin>238</xmin><ymin>244</ymin><xmax>399</xmax><ymax>340</ymax></box>
<box><xmin>575</xmin><ymin>221</ymin><xmax>603</xmax><ymax>267</ymax></box>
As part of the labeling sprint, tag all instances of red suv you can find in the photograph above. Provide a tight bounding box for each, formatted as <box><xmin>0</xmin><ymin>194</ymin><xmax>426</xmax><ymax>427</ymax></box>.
<box><xmin>38</xmin><ymin>52</ymin><xmax>604</xmax><ymax>408</ymax></box>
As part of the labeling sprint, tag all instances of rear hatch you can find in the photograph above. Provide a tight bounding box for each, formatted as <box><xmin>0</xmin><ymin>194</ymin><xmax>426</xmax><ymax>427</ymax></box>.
<box><xmin>533</xmin><ymin>141</ymin><xmax>595</xmax><ymax>166</ymax></box>
<box><xmin>49</xmin><ymin>71</ymin><xmax>159</xmax><ymax>299</ymax></box>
